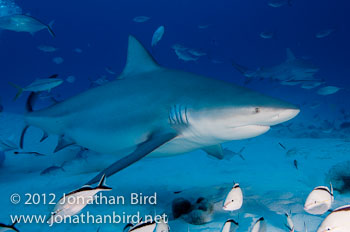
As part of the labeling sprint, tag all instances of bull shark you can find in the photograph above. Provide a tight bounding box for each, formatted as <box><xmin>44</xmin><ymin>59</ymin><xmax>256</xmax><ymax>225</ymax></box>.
<box><xmin>21</xmin><ymin>36</ymin><xmax>300</xmax><ymax>185</ymax></box>
<box><xmin>232</xmin><ymin>48</ymin><xmax>320</xmax><ymax>86</ymax></box>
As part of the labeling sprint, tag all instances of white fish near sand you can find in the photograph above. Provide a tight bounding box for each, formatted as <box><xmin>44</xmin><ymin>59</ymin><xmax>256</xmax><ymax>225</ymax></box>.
<box><xmin>37</xmin><ymin>45</ymin><xmax>58</xmax><ymax>53</ymax></box>
<box><xmin>133</xmin><ymin>16</ymin><xmax>150</xmax><ymax>23</ymax></box>
<box><xmin>304</xmin><ymin>184</ymin><xmax>334</xmax><ymax>215</ymax></box>
<box><xmin>285</xmin><ymin>212</ymin><xmax>295</xmax><ymax>232</ymax></box>
<box><xmin>151</xmin><ymin>26</ymin><xmax>165</xmax><ymax>47</ymax></box>
<box><xmin>52</xmin><ymin>57</ymin><xmax>64</xmax><ymax>64</ymax></box>
<box><xmin>154</xmin><ymin>218</ymin><xmax>170</xmax><ymax>232</ymax></box>
<box><xmin>251</xmin><ymin>217</ymin><xmax>266</xmax><ymax>232</ymax></box>
<box><xmin>0</xmin><ymin>220</ymin><xmax>19</xmax><ymax>232</ymax></box>
<box><xmin>125</xmin><ymin>219</ymin><xmax>169</xmax><ymax>232</ymax></box>
<box><xmin>221</xmin><ymin>219</ymin><xmax>239</xmax><ymax>232</ymax></box>
<box><xmin>223</xmin><ymin>183</ymin><xmax>243</xmax><ymax>211</ymax></box>
<box><xmin>47</xmin><ymin>175</ymin><xmax>112</xmax><ymax>225</ymax></box>
<box><xmin>317</xmin><ymin>205</ymin><xmax>350</xmax><ymax>232</ymax></box>
<box><xmin>0</xmin><ymin>14</ymin><xmax>55</xmax><ymax>37</ymax></box>
<box><xmin>259</xmin><ymin>32</ymin><xmax>274</xmax><ymax>39</ymax></box>
<box><xmin>9</xmin><ymin>75</ymin><xmax>63</xmax><ymax>100</ymax></box>
<box><xmin>317</xmin><ymin>86</ymin><xmax>341</xmax><ymax>96</ymax></box>
<box><xmin>316</xmin><ymin>29</ymin><xmax>334</xmax><ymax>39</ymax></box>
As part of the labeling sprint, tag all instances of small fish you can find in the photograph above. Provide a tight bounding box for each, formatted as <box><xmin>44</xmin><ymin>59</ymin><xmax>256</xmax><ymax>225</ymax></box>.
<box><xmin>9</xmin><ymin>75</ymin><xmax>63</xmax><ymax>100</ymax></box>
<box><xmin>278</xmin><ymin>142</ymin><xmax>287</xmax><ymax>150</ymax></box>
<box><xmin>198</xmin><ymin>24</ymin><xmax>211</xmax><ymax>29</ymax></box>
<box><xmin>47</xmin><ymin>174</ymin><xmax>112</xmax><ymax>225</ymax></box>
<box><xmin>40</xmin><ymin>162</ymin><xmax>66</xmax><ymax>175</ymax></box>
<box><xmin>105</xmin><ymin>67</ymin><xmax>116</xmax><ymax>75</ymax></box>
<box><xmin>268</xmin><ymin>0</ymin><xmax>292</xmax><ymax>7</ymax></box>
<box><xmin>188</xmin><ymin>49</ymin><xmax>206</xmax><ymax>57</ymax></box>
<box><xmin>221</xmin><ymin>219</ymin><xmax>239</xmax><ymax>232</ymax></box>
<box><xmin>223</xmin><ymin>183</ymin><xmax>243</xmax><ymax>211</ymax></box>
<box><xmin>66</xmin><ymin>75</ymin><xmax>76</xmax><ymax>84</ymax></box>
<box><xmin>73</xmin><ymin>48</ymin><xmax>83</xmax><ymax>53</ymax></box>
<box><xmin>89</xmin><ymin>76</ymin><xmax>109</xmax><ymax>87</ymax></box>
<box><xmin>37</xmin><ymin>45</ymin><xmax>58</xmax><ymax>52</ymax></box>
<box><xmin>151</xmin><ymin>26</ymin><xmax>165</xmax><ymax>47</ymax></box>
<box><xmin>133</xmin><ymin>16</ymin><xmax>150</xmax><ymax>23</ymax></box>
<box><xmin>0</xmin><ymin>14</ymin><xmax>55</xmax><ymax>37</ymax></box>
<box><xmin>0</xmin><ymin>220</ymin><xmax>19</xmax><ymax>232</ymax></box>
<box><xmin>52</xmin><ymin>57</ymin><xmax>64</xmax><ymax>64</ymax></box>
<box><xmin>173</xmin><ymin>48</ymin><xmax>199</xmax><ymax>62</ymax></box>
<box><xmin>223</xmin><ymin>147</ymin><xmax>245</xmax><ymax>160</ymax></box>
<box><xmin>285</xmin><ymin>212</ymin><xmax>295</xmax><ymax>232</ymax></box>
<box><xmin>251</xmin><ymin>217</ymin><xmax>266</xmax><ymax>232</ymax></box>
<box><xmin>316</xmin><ymin>205</ymin><xmax>350</xmax><ymax>232</ymax></box>
<box><xmin>293</xmin><ymin>160</ymin><xmax>298</xmax><ymax>170</ymax></box>
<box><xmin>259</xmin><ymin>32</ymin><xmax>274</xmax><ymax>39</ymax></box>
<box><xmin>317</xmin><ymin>86</ymin><xmax>342</xmax><ymax>96</ymax></box>
<box><xmin>304</xmin><ymin>184</ymin><xmax>334</xmax><ymax>215</ymax></box>
<box><xmin>301</xmin><ymin>81</ymin><xmax>323</xmax><ymax>89</ymax></box>
<box><xmin>13</xmin><ymin>151</ymin><xmax>46</xmax><ymax>157</ymax></box>
<box><xmin>316</xmin><ymin>29</ymin><xmax>334</xmax><ymax>39</ymax></box>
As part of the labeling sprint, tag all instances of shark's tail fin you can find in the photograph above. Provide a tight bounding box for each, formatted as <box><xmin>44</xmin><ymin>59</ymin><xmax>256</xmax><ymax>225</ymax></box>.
<box><xmin>47</xmin><ymin>20</ymin><xmax>55</xmax><ymax>38</ymax></box>
<box><xmin>9</xmin><ymin>82</ymin><xmax>24</xmax><ymax>101</ymax></box>
<box><xmin>96</xmin><ymin>174</ymin><xmax>112</xmax><ymax>191</ymax></box>
<box><xmin>238</xmin><ymin>147</ymin><xmax>245</xmax><ymax>160</ymax></box>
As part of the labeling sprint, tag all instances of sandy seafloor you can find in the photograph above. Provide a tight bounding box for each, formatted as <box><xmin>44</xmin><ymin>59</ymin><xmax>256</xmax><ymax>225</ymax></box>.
<box><xmin>0</xmin><ymin>112</ymin><xmax>349</xmax><ymax>232</ymax></box>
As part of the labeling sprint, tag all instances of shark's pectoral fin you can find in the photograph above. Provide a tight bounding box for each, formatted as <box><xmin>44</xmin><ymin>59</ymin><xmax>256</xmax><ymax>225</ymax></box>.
<box><xmin>54</xmin><ymin>136</ymin><xmax>75</xmax><ymax>153</ymax></box>
<box><xmin>85</xmin><ymin>131</ymin><xmax>178</xmax><ymax>185</ymax></box>
<box><xmin>202</xmin><ymin>144</ymin><xmax>224</xmax><ymax>160</ymax></box>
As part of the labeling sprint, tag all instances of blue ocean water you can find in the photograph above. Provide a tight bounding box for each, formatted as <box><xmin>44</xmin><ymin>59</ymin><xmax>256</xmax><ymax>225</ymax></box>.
<box><xmin>0</xmin><ymin>0</ymin><xmax>349</xmax><ymax>231</ymax></box>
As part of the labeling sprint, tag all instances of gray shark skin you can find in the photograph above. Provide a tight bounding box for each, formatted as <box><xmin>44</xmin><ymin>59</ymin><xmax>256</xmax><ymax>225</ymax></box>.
<box><xmin>233</xmin><ymin>48</ymin><xmax>319</xmax><ymax>85</ymax></box>
<box><xmin>23</xmin><ymin>36</ymin><xmax>299</xmax><ymax>184</ymax></box>
<box><xmin>0</xmin><ymin>14</ymin><xmax>55</xmax><ymax>37</ymax></box>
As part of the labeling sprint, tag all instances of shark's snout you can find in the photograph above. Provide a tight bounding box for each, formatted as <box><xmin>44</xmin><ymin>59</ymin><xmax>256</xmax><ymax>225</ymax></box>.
<box><xmin>269</xmin><ymin>107</ymin><xmax>300</xmax><ymax>125</ymax></box>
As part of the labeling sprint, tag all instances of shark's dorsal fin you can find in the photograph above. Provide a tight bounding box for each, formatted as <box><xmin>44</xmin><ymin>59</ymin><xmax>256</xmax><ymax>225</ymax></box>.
<box><xmin>120</xmin><ymin>36</ymin><xmax>160</xmax><ymax>77</ymax></box>
<box><xmin>286</xmin><ymin>48</ymin><xmax>296</xmax><ymax>61</ymax></box>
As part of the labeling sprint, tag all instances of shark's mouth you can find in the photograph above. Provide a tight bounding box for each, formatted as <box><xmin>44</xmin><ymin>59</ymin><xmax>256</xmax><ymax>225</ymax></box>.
<box><xmin>226</xmin><ymin>125</ymin><xmax>271</xmax><ymax>140</ymax></box>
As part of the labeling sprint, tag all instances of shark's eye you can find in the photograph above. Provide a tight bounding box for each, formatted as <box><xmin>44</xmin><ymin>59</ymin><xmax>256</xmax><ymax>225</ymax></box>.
<box><xmin>254</xmin><ymin>107</ymin><xmax>260</xmax><ymax>113</ymax></box>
